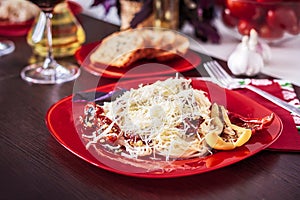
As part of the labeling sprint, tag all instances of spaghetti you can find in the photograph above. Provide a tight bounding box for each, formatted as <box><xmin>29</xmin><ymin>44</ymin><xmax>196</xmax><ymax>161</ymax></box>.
<box><xmin>79</xmin><ymin>76</ymin><xmax>274</xmax><ymax>162</ymax></box>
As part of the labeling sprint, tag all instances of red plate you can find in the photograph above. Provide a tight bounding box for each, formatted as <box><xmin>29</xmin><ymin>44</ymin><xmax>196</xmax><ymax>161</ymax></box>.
<box><xmin>0</xmin><ymin>19</ymin><xmax>34</xmax><ymax>36</ymax></box>
<box><xmin>0</xmin><ymin>1</ymin><xmax>82</xmax><ymax>36</ymax></box>
<box><xmin>75</xmin><ymin>41</ymin><xmax>202</xmax><ymax>79</ymax></box>
<box><xmin>45</xmin><ymin>77</ymin><xmax>282</xmax><ymax>178</ymax></box>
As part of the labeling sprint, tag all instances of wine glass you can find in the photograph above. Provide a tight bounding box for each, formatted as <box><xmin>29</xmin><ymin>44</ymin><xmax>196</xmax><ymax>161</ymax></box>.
<box><xmin>21</xmin><ymin>0</ymin><xmax>80</xmax><ymax>84</ymax></box>
<box><xmin>0</xmin><ymin>40</ymin><xmax>15</xmax><ymax>57</ymax></box>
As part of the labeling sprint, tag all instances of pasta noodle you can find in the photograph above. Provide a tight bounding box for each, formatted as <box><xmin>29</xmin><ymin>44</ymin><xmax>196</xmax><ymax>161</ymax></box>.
<box><xmin>81</xmin><ymin>76</ymin><xmax>215</xmax><ymax>161</ymax></box>
<box><xmin>78</xmin><ymin>76</ymin><xmax>274</xmax><ymax>172</ymax></box>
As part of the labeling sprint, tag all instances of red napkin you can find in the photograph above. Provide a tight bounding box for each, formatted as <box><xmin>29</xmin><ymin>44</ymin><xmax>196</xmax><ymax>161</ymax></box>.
<box><xmin>237</xmin><ymin>79</ymin><xmax>300</xmax><ymax>151</ymax></box>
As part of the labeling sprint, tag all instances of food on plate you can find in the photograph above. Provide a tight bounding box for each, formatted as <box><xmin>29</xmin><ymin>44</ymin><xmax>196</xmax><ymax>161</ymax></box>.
<box><xmin>78</xmin><ymin>77</ymin><xmax>275</xmax><ymax>164</ymax></box>
<box><xmin>0</xmin><ymin>0</ymin><xmax>39</xmax><ymax>23</ymax></box>
<box><xmin>90</xmin><ymin>29</ymin><xmax>144</xmax><ymax>68</ymax></box>
<box><xmin>89</xmin><ymin>28</ymin><xmax>190</xmax><ymax>68</ymax></box>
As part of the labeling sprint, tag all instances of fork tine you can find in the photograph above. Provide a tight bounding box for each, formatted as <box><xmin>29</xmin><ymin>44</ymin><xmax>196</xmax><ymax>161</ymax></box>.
<box><xmin>204</xmin><ymin>62</ymin><xmax>220</xmax><ymax>84</ymax></box>
<box><xmin>210</xmin><ymin>61</ymin><xmax>232</xmax><ymax>80</ymax></box>
<box><xmin>204</xmin><ymin>60</ymin><xmax>233</xmax><ymax>88</ymax></box>
<box><xmin>210</xmin><ymin>62</ymin><xmax>232</xmax><ymax>87</ymax></box>
<box><xmin>208</xmin><ymin>62</ymin><xmax>227</xmax><ymax>84</ymax></box>
<box><xmin>204</xmin><ymin>62</ymin><xmax>300</xmax><ymax>116</ymax></box>
<box><xmin>203</xmin><ymin>62</ymin><xmax>216</xmax><ymax>79</ymax></box>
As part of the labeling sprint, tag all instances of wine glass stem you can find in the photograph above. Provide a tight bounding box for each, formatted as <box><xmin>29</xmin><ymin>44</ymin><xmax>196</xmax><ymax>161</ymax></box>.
<box><xmin>43</xmin><ymin>12</ymin><xmax>55</xmax><ymax>69</ymax></box>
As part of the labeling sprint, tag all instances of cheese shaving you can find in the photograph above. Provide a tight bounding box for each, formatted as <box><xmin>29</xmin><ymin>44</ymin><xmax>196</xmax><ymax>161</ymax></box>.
<box><xmin>88</xmin><ymin>76</ymin><xmax>212</xmax><ymax>161</ymax></box>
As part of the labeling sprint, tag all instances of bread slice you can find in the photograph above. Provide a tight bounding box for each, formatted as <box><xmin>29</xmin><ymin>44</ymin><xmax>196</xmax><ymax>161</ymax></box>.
<box><xmin>89</xmin><ymin>29</ymin><xmax>190</xmax><ymax>68</ymax></box>
<box><xmin>0</xmin><ymin>0</ymin><xmax>39</xmax><ymax>22</ymax></box>
<box><xmin>90</xmin><ymin>30</ymin><xmax>144</xmax><ymax>68</ymax></box>
<box><xmin>155</xmin><ymin>32</ymin><xmax>190</xmax><ymax>61</ymax></box>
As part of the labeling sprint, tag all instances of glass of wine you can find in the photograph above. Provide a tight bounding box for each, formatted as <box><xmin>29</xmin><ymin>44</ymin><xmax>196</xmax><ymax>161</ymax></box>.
<box><xmin>21</xmin><ymin>0</ymin><xmax>80</xmax><ymax>84</ymax></box>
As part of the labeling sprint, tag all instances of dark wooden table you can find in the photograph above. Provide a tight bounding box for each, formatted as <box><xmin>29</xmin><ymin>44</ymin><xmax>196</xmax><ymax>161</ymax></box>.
<box><xmin>1</xmin><ymin>14</ymin><xmax>299</xmax><ymax>200</ymax></box>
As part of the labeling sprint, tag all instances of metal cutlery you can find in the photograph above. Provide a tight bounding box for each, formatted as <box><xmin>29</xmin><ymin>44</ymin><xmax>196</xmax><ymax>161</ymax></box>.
<box><xmin>204</xmin><ymin>60</ymin><xmax>300</xmax><ymax>116</ymax></box>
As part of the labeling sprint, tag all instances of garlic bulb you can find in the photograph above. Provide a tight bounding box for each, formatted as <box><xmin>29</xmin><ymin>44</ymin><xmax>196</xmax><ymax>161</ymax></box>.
<box><xmin>227</xmin><ymin>30</ymin><xmax>264</xmax><ymax>76</ymax></box>
<box><xmin>249</xmin><ymin>29</ymin><xmax>272</xmax><ymax>63</ymax></box>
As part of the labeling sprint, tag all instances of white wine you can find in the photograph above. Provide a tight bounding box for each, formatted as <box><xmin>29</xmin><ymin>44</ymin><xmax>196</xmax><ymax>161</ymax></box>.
<box><xmin>27</xmin><ymin>2</ymin><xmax>85</xmax><ymax>58</ymax></box>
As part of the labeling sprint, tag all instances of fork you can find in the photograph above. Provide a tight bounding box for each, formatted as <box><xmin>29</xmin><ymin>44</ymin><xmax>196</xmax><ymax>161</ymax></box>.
<box><xmin>204</xmin><ymin>60</ymin><xmax>300</xmax><ymax>116</ymax></box>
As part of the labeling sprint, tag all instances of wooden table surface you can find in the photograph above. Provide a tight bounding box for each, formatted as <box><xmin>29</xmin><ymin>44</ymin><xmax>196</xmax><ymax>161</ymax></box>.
<box><xmin>1</xmin><ymin>14</ymin><xmax>299</xmax><ymax>200</ymax></box>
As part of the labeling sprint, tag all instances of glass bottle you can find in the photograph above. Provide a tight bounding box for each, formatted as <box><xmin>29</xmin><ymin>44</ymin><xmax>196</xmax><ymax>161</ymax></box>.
<box><xmin>27</xmin><ymin>2</ymin><xmax>85</xmax><ymax>58</ymax></box>
<box><xmin>153</xmin><ymin>0</ymin><xmax>179</xmax><ymax>29</ymax></box>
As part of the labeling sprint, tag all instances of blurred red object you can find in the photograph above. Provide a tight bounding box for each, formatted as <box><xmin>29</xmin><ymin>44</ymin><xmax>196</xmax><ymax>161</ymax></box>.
<box><xmin>0</xmin><ymin>1</ymin><xmax>82</xmax><ymax>36</ymax></box>
<box><xmin>219</xmin><ymin>0</ymin><xmax>300</xmax><ymax>41</ymax></box>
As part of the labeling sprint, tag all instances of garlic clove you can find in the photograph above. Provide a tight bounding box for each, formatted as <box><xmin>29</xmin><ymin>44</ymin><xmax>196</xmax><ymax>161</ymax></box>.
<box><xmin>249</xmin><ymin>29</ymin><xmax>272</xmax><ymax>63</ymax></box>
<box><xmin>228</xmin><ymin>48</ymin><xmax>249</xmax><ymax>75</ymax></box>
<box><xmin>236</xmin><ymin>35</ymin><xmax>249</xmax><ymax>50</ymax></box>
<box><xmin>245</xmin><ymin>51</ymin><xmax>264</xmax><ymax>76</ymax></box>
<box><xmin>227</xmin><ymin>30</ymin><xmax>265</xmax><ymax>77</ymax></box>
<box><xmin>248</xmin><ymin>29</ymin><xmax>258</xmax><ymax>50</ymax></box>
<box><xmin>228</xmin><ymin>35</ymin><xmax>250</xmax><ymax>75</ymax></box>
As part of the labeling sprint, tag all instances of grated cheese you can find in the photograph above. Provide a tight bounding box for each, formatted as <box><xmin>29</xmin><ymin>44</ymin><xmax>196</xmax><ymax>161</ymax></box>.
<box><xmin>96</xmin><ymin>76</ymin><xmax>213</xmax><ymax>160</ymax></box>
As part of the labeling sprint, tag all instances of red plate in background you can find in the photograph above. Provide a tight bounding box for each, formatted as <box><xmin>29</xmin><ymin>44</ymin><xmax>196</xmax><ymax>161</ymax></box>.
<box><xmin>0</xmin><ymin>1</ymin><xmax>82</xmax><ymax>36</ymax></box>
<box><xmin>75</xmin><ymin>41</ymin><xmax>202</xmax><ymax>79</ymax></box>
<box><xmin>0</xmin><ymin>19</ymin><xmax>34</xmax><ymax>36</ymax></box>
